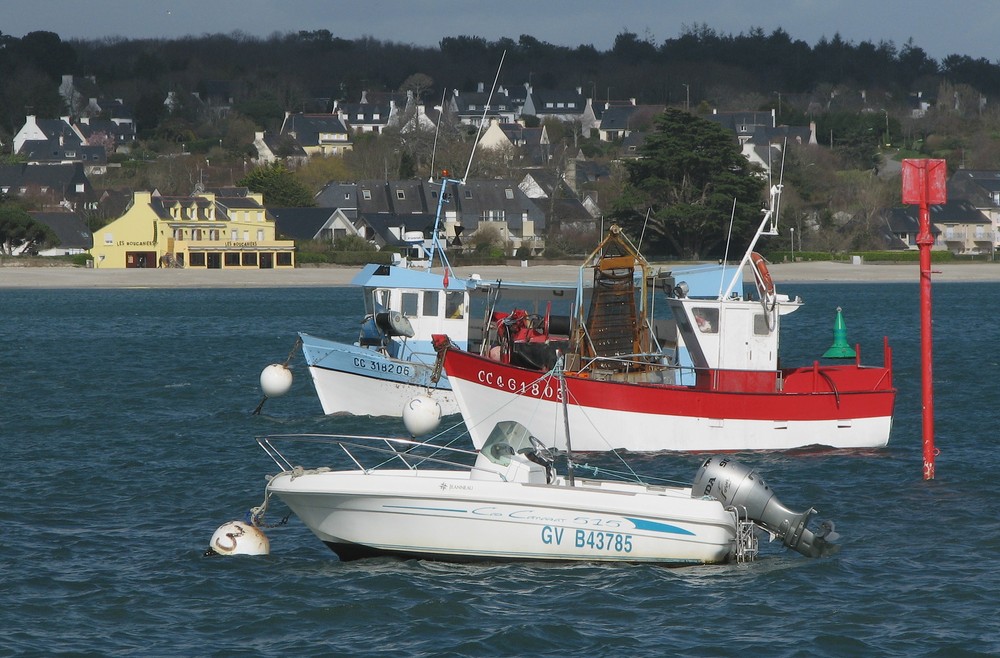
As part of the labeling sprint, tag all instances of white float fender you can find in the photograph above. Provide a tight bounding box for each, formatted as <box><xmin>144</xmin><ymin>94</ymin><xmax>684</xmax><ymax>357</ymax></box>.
<box><xmin>207</xmin><ymin>521</ymin><xmax>270</xmax><ymax>556</ymax></box>
<box><xmin>260</xmin><ymin>364</ymin><xmax>293</xmax><ymax>398</ymax></box>
<box><xmin>402</xmin><ymin>394</ymin><xmax>442</xmax><ymax>436</ymax></box>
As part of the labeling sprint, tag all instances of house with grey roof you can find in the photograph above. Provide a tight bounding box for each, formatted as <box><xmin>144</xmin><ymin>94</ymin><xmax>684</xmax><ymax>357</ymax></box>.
<box><xmin>315</xmin><ymin>178</ymin><xmax>546</xmax><ymax>256</ymax></box>
<box><xmin>705</xmin><ymin>109</ymin><xmax>815</xmax><ymax>173</ymax></box>
<box><xmin>448</xmin><ymin>83</ymin><xmax>519</xmax><ymax>127</ymax></box>
<box><xmin>519</xmin><ymin>170</ymin><xmax>599</xmax><ymax>235</ymax></box>
<box><xmin>594</xmin><ymin>102</ymin><xmax>665</xmax><ymax>142</ymax></box>
<box><xmin>278</xmin><ymin>113</ymin><xmax>353</xmax><ymax>157</ymax></box>
<box><xmin>948</xmin><ymin>169</ymin><xmax>1000</xmax><ymax>250</ymax></box>
<box><xmin>478</xmin><ymin>120</ymin><xmax>551</xmax><ymax>165</ymax></box>
<box><xmin>27</xmin><ymin>211</ymin><xmax>93</xmax><ymax>256</ymax></box>
<box><xmin>12</xmin><ymin>114</ymin><xmax>126</xmax><ymax>173</ymax></box>
<box><xmin>872</xmin><ymin>200</ymin><xmax>989</xmax><ymax>254</ymax></box>
<box><xmin>333</xmin><ymin>98</ymin><xmax>397</xmax><ymax>134</ymax></box>
<box><xmin>269</xmin><ymin>207</ymin><xmax>360</xmax><ymax>243</ymax></box>
<box><xmin>13</xmin><ymin>116</ymin><xmax>86</xmax><ymax>155</ymax></box>
<box><xmin>355</xmin><ymin>212</ymin><xmax>439</xmax><ymax>253</ymax></box>
<box><xmin>76</xmin><ymin>116</ymin><xmax>136</xmax><ymax>153</ymax></box>
<box><xmin>0</xmin><ymin>162</ymin><xmax>96</xmax><ymax>211</ymax></box>
<box><xmin>16</xmin><ymin>141</ymin><xmax>107</xmax><ymax>175</ymax></box>
<box><xmin>871</xmin><ymin>207</ymin><xmax>939</xmax><ymax>250</ymax></box>
<box><xmin>521</xmin><ymin>85</ymin><xmax>587</xmax><ymax>123</ymax></box>
<box><xmin>252</xmin><ymin>131</ymin><xmax>308</xmax><ymax>167</ymax></box>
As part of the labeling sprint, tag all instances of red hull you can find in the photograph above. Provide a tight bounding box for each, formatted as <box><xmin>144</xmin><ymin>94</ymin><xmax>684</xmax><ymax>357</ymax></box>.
<box><xmin>435</xmin><ymin>336</ymin><xmax>896</xmax><ymax>452</ymax></box>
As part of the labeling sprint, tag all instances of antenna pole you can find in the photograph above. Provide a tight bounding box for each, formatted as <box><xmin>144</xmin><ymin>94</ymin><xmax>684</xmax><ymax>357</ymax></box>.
<box><xmin>462</xmin><ymin>50</ymin><xmax>506</xmax><ymax>183</ymax></box>
<box><xmin>428</xmin><ymin>88</ymin><xmax>447</xmax><ymax>182</ymax></box>
<box><xmin>637</xmin><ymin>207</ymin><xmax>651</xmax><ymax>252</ymax></box>
<box><xmin>719</xmin><ymin>197</ymin><xmax>737</xmax><ymax>299</ymax></box>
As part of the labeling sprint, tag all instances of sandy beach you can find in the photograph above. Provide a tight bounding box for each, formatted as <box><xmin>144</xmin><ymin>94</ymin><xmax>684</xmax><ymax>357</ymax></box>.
<box><xmin>2</xmin><ymin>260</ymin><xmax>999</xmax><ymax>288</ymax></box>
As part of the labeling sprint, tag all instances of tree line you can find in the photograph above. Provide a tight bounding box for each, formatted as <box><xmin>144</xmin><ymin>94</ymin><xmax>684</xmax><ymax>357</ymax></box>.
<box><xmin>2</xmin><ymin>25</ymin><xmax>997</xmax><ymax>141</ymax></box>
<box><xmin>3</xmin><ymin>24</ymin><xmax>1000</xmax><ymax>258</ymax></box>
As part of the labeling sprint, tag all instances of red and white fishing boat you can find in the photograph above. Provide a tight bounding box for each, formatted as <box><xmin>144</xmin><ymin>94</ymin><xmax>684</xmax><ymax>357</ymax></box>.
<box><xmin>431</xmin><ymin>185</ymin><xmax>896</xmax><ymax>452</ymax></box>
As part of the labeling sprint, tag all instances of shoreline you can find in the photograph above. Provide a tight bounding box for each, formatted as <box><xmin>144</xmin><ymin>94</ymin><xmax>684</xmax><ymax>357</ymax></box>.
<box><xmin>2</xmin><ymin>260</ymin><xmax>999</xmax><ymax>288</ymax></box>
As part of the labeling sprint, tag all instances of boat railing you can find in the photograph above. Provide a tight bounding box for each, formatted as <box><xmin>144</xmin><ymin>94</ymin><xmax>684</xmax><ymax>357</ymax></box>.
<box><xmin>572</xmin><ymin>353</ymin><xmax>699</xmax><ymax>381</ymax></box>
<box><xmin>258</xmin><ymin>434</ymin><xmax>516</xmax><ymax>481</ymax></box>
<box><xmin>398</xmin><ymin>347</ymin><xmax>444</xmax><ymax>366</ymax></box>
<box><xmin>569</xmin><ymin>354</ymin><xmax>793</xmax><ymax>389</ymax></box>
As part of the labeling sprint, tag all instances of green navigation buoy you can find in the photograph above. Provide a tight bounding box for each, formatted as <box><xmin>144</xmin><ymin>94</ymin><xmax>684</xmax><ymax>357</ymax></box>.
<box><xmin>822</xmin><ymin>306</ymin><xmax>857</xmax><ymax>358</ymax></box>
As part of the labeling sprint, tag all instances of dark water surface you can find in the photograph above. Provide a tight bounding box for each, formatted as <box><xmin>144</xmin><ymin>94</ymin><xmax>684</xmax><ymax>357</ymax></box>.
<box><xmin>2</xmin><ymin>283</ymin><xmax>998</xmax><ymax>656</ymax></box>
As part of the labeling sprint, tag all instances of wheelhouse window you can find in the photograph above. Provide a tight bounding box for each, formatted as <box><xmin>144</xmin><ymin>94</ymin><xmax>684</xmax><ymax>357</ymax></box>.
<box><xmin>422</xmin><ymin>291</ymin><xmax>439</xmax><ymax>317</ymax></box>
<box><xmin>369</xmin><ymin>288</ymin><xmax>391</xmax><ymax>314</ymax></box>
<box><xmin>753</xmin><ymin>314</ymin><xmax>771</xmax><ymax>335</ymax></box>
<box><xmin>692</xmin><ymin>307</ymin><xmax>719</xmax><ymax>334</ymax></box>
<box><xmin>401</xmin><ymin>292</ymin><xmax>419</xmax><ymax>316</ymax></box>
<box><xmin>446</xmin><ymin>292</ymin><xmax>464</xmax><ymax>319</ymax></box>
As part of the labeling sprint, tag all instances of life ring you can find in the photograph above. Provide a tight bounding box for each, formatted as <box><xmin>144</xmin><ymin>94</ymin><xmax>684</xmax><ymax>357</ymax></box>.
<box><xmin>751</xmin><ymin>252</ymin><xmax>777</xmax><ymax>329</ymax></box>
<box><xmin>750</xmin><ymin>252</ymin><xmax>775</xmax><ymax>298</ymax></box>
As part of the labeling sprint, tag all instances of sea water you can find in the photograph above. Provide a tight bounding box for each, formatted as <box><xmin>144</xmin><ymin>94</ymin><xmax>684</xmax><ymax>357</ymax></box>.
<box><xmin>1</xmin><ymin>282</ymin><xmax>998</xmax><ymax>656</ymax></box>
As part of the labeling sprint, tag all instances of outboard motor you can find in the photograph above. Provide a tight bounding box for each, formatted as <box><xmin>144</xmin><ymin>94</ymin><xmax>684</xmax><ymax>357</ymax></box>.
<box><xmin>691</xmin><ymin>456</ymin><xmax>839</xmax><ymax>558</ymax></box>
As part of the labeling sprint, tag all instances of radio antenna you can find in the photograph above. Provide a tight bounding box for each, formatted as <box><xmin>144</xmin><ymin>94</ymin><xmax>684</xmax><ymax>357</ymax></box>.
<box><xmin>462</xmin><ymin>50</ymin><xmax>506</xmax><ymax>183</ymax></box>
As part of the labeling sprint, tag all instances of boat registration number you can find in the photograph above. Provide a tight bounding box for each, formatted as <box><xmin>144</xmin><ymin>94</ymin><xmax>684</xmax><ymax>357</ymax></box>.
<box><xmin>477</xmin><ymin>370</ymin><xmax>563</xmax><ymax>401</ymax></box>
<box><xmin>576</xmin><ymin>529</ymin><xmax>633</xmax><ymax>552</ymax></box>
<box><xmin>542</xmin><ymin>525</ymin><xmax>632</xmax><ymax>553</ymax></box>
<box><xmin>353</xmin><ymin>357</ymin><xmax>411</xmax><ymax>376</ymax></box>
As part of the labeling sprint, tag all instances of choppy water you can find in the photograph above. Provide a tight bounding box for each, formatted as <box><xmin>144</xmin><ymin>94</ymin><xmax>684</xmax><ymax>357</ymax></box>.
<box><xmin>2</xmin><ymin>282</ymin><xmax>999</xmax><ymax>656</ymax></box>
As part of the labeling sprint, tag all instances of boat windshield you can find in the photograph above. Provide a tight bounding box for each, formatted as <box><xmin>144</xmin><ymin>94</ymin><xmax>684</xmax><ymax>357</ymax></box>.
<box><xmin>480</xmin><ymin>421</ymin><xmax>536</xmax><ymax>466</ymax></box>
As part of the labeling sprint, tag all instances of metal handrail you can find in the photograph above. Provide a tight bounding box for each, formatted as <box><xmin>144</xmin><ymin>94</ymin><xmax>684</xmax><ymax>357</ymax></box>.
<box><xmin>257</xmin><ymin>434</ymin><xmax>510</xmax><ymax>480</ymax></box>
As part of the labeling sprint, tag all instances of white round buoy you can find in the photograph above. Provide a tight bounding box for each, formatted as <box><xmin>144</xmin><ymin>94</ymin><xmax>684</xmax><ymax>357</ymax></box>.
<box><xmin>402</xmin><ymin>394</ymin><xmax>442</xmax><ymax>436</ymax></box>
<box><xmin>208</xmin><ymin>521</ymin><xmax>270</xmax><ymax>556</ymax></box>
<box><xmin>260</xmin><ymin>364</ymin><xmax>293</xmax><ymax>398</ymax></box>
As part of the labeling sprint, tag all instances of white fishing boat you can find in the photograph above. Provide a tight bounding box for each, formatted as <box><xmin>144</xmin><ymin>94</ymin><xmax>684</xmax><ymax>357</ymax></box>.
<box><xmin>294</xmin><ymin>250</ymin><xmax>729</xmax><ymax>419</ymax></box>
<box><xmin>261</xmin><ymin>53</ymin><xmax>735</xmax><ymax>421</ymax></box>
<box><xmin>294</xmin><ymin>237</ymin><xmax>588</xmax><ymax>419</ymax></box>
<box><xmin>297</xmin><ymin>242</ymin><xmax>474</xmax><ymax>418</ymax></box>
<box><xmin>431</xmin><ymin>184</ymin><xmax>896</xmax><ymax>452</ymax></box>
<box><xmin>248</xmin><ymin>418</ymin><xmax>839</xmax><ymax>564</ymax></box>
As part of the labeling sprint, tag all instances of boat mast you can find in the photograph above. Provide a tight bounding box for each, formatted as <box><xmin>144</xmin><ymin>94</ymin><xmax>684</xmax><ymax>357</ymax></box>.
<box><xmin>424</xmin><ymin>51</ymin><xmax>507</xmax><ymax>276</ymax></box>
<box><xmin>460</xmin><ymin>50</ymin><xmax>506</xmax><ymax>185</ymax></box>
<box><xmin>720</xmin><ymin>183</ymin><xmax>782</xmax><ymax>300</ymax></box>
<box><xmin>720</xmin><ymin>149</ymin><xmax>785</xmax><ymax>300</ymax></box>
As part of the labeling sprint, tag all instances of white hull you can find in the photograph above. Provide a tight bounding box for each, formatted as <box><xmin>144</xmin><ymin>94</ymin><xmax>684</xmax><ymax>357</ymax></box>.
<box><xmin>306</xmin><ymin>363</ymin><xmax>459</xmax><ymax>417</ymax></box>
<box><xmin>451</xmin><ymin>381</ymin><xmax>891</xmax><ymax>452</ymax></box>
<box><xmin>300</xmin><ymin>331</ymin><xmax>459</xmax><ymax>417</ymax></box>
<box><xmin>268</xmin><ymin>469</ymin><xmax>737</xmax><ymax>564</ymax></box>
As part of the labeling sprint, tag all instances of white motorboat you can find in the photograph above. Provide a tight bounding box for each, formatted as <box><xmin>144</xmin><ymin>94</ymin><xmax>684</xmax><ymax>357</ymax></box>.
<box><xmin>250</xmin><ymin>419</ymin><xmax>839</xmax><ymax>564</ymax></box>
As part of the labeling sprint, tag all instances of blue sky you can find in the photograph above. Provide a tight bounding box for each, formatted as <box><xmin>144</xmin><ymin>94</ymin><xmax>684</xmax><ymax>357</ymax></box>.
<box><xmin>2</xmin><ymin>0</ymin><xmax>997</xmax><ymax>62</ymax></box>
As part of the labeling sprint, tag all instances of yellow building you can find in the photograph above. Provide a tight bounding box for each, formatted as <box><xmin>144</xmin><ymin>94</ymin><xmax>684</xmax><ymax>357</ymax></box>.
<box><xmin>90</xmin><ymin>190</ymin><xmax>295</xmax><ymax>269</ymax></box>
